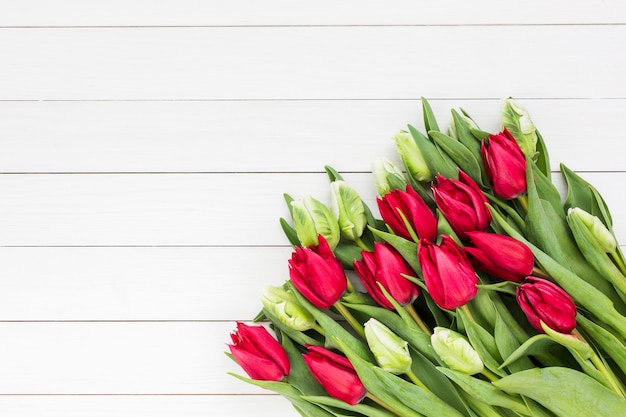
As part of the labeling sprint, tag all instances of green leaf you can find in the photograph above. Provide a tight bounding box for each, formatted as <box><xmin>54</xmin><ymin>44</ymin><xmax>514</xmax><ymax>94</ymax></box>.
<box><xmin>577</xmin><ymin>313</ymin><xmax>626</xmax><ymax>377</ymax></box>
<box><xmin>498</xmin><ymin>334</ymin><xmax>560</xmax><ymax>370</ymax></box>
<box><xmin>407</xmin><ymin>124</ymin><xmax>458</xmax><ymax>179</ymax></box>
<box><xmin>493</xmin><ymin>367</ymin><xmax>626</xmax><ymax>417</ymax></box>
<box><xmin>289</xmin><ymin>283</ymin><xmax>374</xmax><ymax>362</ymax></box>
<box><xmin>421</xmin><ymin>97</ymin><xmax>440</xmax><ymax>133</ymax></box>
<box><xmin>459</xmin><ymin>108</ymin><xmax>490</xmax><ymax>140</ymax></box>
<box><xmin>534</xmin><ymin>129</ymin><xmax>551</xmax><ymax>180</ymax></box>
<box><xmin>561</xmin><ymin>163</ymin><xmax>613</xmax><ymax>229</ymax></box>
<box><xmin>429</xmin><ymin>130</ymin><xmax>485</xmax><ymax>186</ymax></box>
<box><xmin>345</xmin><ymin>302</ymin><xmax>435</xmax><ymax>362</ymax></box>
<box><xmin>436</xmin><ymin>367</ymin><xmax>531</xmax><ymax>416</ymax></box>
<box><xmin>368</xmin><ymin>226</ymin><xmax>421</xmax><ymax>275</ymax></box>
<box><xmin>279</xmin><ymin>330</ymin><xmax>327</xmax><ymax>396</ymax></box>
<box><xmin>263</xmin><ymin>307</ymin><xmax>322</xmax><ymax>347</ymax></box>
<box><xmin>489</xmin><ymin>206</ymin><xmax>626</xmax><ymax>340</ymax></box>
<box><xmin>458</xmin><ymin>309</ymin><xmax>506</xmax><ymax>377</ymax></box>
<box><xmin>336</xmin><ymin>338</ymin><xmax>466</xmax><ymax>417</ymax></box>
<box><xmin>324</xmin><ymin>165</ymin><xmax>344</xmax><ymax>182</ymax></box>
<box><xmin>450</xmin><ymin>109</ymin><xmax>482</xmax><ymax>158</ymax></box>
<box><xmin>281</xmin><ymin>217</ymin><xmax>302</xmax><ymax>247</ymax></box>
<box><xmin>304</xmin><ymin>395</ymin><xmax>397</xmax><ymax>417</ymax></box>
<box><xmin>494</xmin><ymin>313</ymin><xmax>534</xmax><ymax>373</ymax></box>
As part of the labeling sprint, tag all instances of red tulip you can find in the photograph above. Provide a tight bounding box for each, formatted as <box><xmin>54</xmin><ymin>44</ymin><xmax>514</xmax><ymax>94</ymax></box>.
<box><xmin>376</xmin><ymin>185</ymin><xmax>438</xmax><ymax>242</ymax></box>
<box><xmin>353</xmin><ymin>242</ymin><xmax>419</xmax><ymax>309</ymax></box>
<box><xmin>418</xmin><ymin>235</ymin><xmax>478</xmax><ymax>310</ymax></box>
<box><xmin>481</xmin><ymin>128</ymin><xmax>527</xmax><ymax>200</ymax></box>
<box><xmin>463</xmin><ymin>231</ymin><xmax>534</xmax><ymax>282</ymax></box>
<box><xmin>288</xmin><ymin>234</ymin><xmax>347</xmax><ymax>309</ymax></box>
<box><xmin>516</xmin><ymin>277</ymin><xmax>577</xmax><ymax>334</ymax></box>
<box><xmin>302</xmin><ymin>345</ymin><xmax>366</xmax><ymax>405</ymax></box>
<box><xmin>228</xmin><ymin>322</ymin><xmax>290</xmax><ymax>381</ymax></box>
<box><xmin>432</xmin><ymin>170</ymin><xmax>492</xmax><ymax>241</ymax></box>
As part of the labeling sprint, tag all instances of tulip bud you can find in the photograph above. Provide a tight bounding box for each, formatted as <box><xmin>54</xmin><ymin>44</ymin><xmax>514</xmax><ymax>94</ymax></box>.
<box><xmin>432</xmin><ymin>170</ymin><xmax>492</xmax><ymax>241</ymax></box>
<box><xmin>288</xmin><ymin>235</ymin><xmax>347</xmax><ymax>309</ymax></box>
<box><xmin>393</xmin><ymin>130</ymin><xmax>434</xmax><ymax>182</ymax></box>
<box><xmin>302</xmin><ymin>345</ymin><xmax>366</xmax><ymax>405</ymax></box>
<box><xmin>228</xmin><ymin>322</ymin><xmax>290</xmax><ymax>381</ymax></box>
<box><xmin>364</xmin><ymin>319</ymin><xmax>412</xmax><ymax>375</ymax></box>
<box><xmin>261</xmin><ymin>285</ymin><xmax>316</xmax><ymax>331</ymax></box>
<box><xmin>501</xmin><ymin>98</ymin><xmax>538</xmax><ymax>157</ymax></box>
<box><xmin>376</xmin><ymin>185</ymin><xmax>438</xmax><ymax>242</ymax></box>
<box><xmin>330</xmin><ymin>180</ymin><xmax>367</xmax><ymax>242</ymax></box>
<box><xmin>290</xmin><ymin>196</ymin><xmax>340</xmax><ymax>250</ymax></box>
<box><xmin>516</xmin><ymin>277</ymin><xmax>577</xmax><ymax>334</ymax></box>
<box><xmin>431</xmin><ymin>327</ymin><xmax>484</xmax><ymax>375</ymax></box>
<box><xmin>353</xmin><ymin>242</ymin><xmax>419</xmax><ymax>309</ymax></box>
<box><xmin>418</xmin><ymin>235</ymin><xmax>478</xmax><ymax>310</ymax></box>
<box><xmin>372</xmin><ymin>157</ymin><xmax>408</xmax><ymax>196</ymax></box>
<box><xmin>567</xmin><ymin>207</ymin><xmax>617</xmax><ymax>253</ymax></box>
<box><xmin>463</xmin><ymin>231</ymin><xmax>534</xmax><ymax>282</ymax></box>
<box><xmin>481</xmin><ymin>128</ymin><xmax>528</xmax><ymax>200</ymax></box>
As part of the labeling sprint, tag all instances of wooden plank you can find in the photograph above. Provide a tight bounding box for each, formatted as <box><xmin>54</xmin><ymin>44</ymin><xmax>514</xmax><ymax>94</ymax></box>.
<box><xmin>0</xmin><ymin>247</ymin><xmax>292</xmax><ymax>321</ymax></box>
<box><xmin>0</xmin><ymin>99</ymin><xmax>624</xmax><ymax>173</ymax></box>
<box><xmin>1</xmin><ymin>26</ymin><xmax>625</xmax><ymax>100</ymax></box>
<box><xmin>0</xmin><ymin>395</ymin><xmax>295</xmax><ymax>417</ymax></box>
<box><xmin>0</xmin><ymin>321</ymin><xmax>277</xmax><ymax>394</ymax></box>
<box><xmin>0</xmin><ymin>172</ymin><xmax>624</xmax><ymax>246</ymax></box>
<box><xmin>0</xmin><ymin>1</ymin><xmax>624</xmax><ymax>26</ymax></box>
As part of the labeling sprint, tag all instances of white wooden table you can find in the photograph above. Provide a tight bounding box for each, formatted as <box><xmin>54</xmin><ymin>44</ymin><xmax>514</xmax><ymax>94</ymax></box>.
<box><xmin>0</xmin><ymin>1</ymin><xmax>624</xmax><ymax>415</ymax></box>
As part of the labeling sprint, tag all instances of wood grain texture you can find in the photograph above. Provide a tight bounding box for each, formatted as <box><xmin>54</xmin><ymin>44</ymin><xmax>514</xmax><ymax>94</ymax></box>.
<box><xmin>1</xmin><ymin>2</ymin><xmax>625</xmax><ymax>416</ymax></box>
<box><xmin>0</xmin><ymin>99</ymin><xmax>624</xmax><ymax>173</ymax></box>
<box><xmin>0</xmin><ymin>395</ymin><xmax>295</xmax><ymax>417</ymax></box>
<box><xmin>0</xmin><ymin>0</ymin><xmax>624</xmax><ymax>26</ymax></box>
<box><xmin>1</xmin><ymin>26</ymin><xmax>625</xmax><ymax>100</ymax></box>
<box><xmin>0</xmin><ymin>172</ymin><xmax>625</xmax><ymax>246</ymax></box>
<box><xmin>0</xmin><ymin>321</ymin><xmax>267</xmax><ymax>395</ymax></box>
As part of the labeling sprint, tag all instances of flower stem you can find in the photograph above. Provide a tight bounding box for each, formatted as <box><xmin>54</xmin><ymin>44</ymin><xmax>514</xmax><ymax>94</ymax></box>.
<box><xmin>531</xmin><ymin>266</ymin><xmax>551</xmax><ymax>279</ymax></box>
<box><xmin>313</xmin><ymin>324</ymin><xmax>326</xmax><ymax>336</ymax></box>
<box><xmin>459</xmin><ymin>304</ymin><xmax>475</xmax><ymax>323</ymax></box>
<box><xmin>481</xmin><ymin>368</ymin><xmax>500</xmax><ymax>382</ymax></box>
<box><xmin>590</xmin><ymin>353</ymin><xmax>626</xmax><ymax>397</ymax></box>
<box><xmin>517</xmin><ymin>194</ymin><xmax>529</xmax><ymax>212</ymax></box>
<box><xmin>406</xmin><ymin>369</ymin><xmax>431</xmax><ymax>392</ymax></box>
<box><xmin>610</xmin><ymin>248</ymin><xmax>626</xmax><ymax>278</ymax></box>
<box><xmin>334</xmin><ymin>301</ymin><xmax>365</xmax><ymax>339</ymax></box>
<box><xmin>354</xmin><ymin>236</ymin><xmax>371</xmax><ymax>252</ymax></box>
<box><xmin>404</xmin><ymin>303</ymin><xmax>432</xmax><ymax>335</ymax></box>
<box><xmin>365</xmin><ymin>393</ymin><xmax>405</xmax><ymax>417</ymax></box>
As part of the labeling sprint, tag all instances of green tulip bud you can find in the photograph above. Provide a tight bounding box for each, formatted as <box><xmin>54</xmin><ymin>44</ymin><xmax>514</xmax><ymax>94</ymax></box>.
<box><xmin>372</xmin><ymin>157</ymin><xmax>408</xmax><ymax>196</ymax></box>
<box><xmin>567</xmin><ymin>207</ymin><xmax>617</xmax><ymax>253</ymax></box>
<box><xmin>330</xmin><ymin>180</ymin><xmax>367</xmax><ymax>242</ymax></box>
<box><xmin>261</xmin><ymin>285</ymin><xmax>316</xmax><ymax>331</ymax></box>
<box><xmin>501</xmin><ymin>98</ymin><xmax>538</xmax><ymax>157</ymax></box>
<box><xmin>393</xmin><ymin>130</ymin><xmax>433</xmax><ymax>182</ymax></box>
<box><xmin>364</xmin><ymin>318</ymin><xmax>412</xmax><ymax>375</ymax></box>
<box><xmin>431</xmin><ymin>327</ymin><xmax>484</xmax><ymax>375</ymax></box>
<box><xmin>290</xmin><ymin>196</ymin><xmax>340</xmax><ymax>250</ymax></box>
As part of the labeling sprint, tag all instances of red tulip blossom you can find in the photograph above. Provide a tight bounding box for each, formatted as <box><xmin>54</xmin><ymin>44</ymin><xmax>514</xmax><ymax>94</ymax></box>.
<box><xmin>376</xmin><ymin>185</ymin><xmax>438</xmax><ymax>242</ymax></box>
<box><xmin>288</xmin><ymin>235</ymin><xmax>347</xmax><ymax>309</ymax></box>
<box><xmin>228</xmin><ymin>322</ymin><xmax>290</xmax><ymax>381</ymax></box>
<box><xmin>464</xmin><ymin>231</ymin><xmax>534</xmax><ymax>282</ymax></box>
<box><xmin>481</xmin><ymin>128</ymin><xmax>528</xmax><ymax>200</ymax></box>
<box><xmin>353</xmin><ymin>242</ymin><xmax>419</xmax><ymax>309</ymax></box>
<box><xmin>516</xmin><ymin>277</ymin><xmax>577</xmax><ymax>334</ymax></box>
<box><xmin>418</xmin><ymin>235</ymin><xmax>478</xmax><ymax>310</ymax></box>
<box><xmin>432</xmin><ymin>170</ymin><xmax>492</xmax><ymax>241</ymax></box>
<box><xmin>302</xmin><ymin>345</ymin><xmax>366</xmax><ymax>405</ymax></box>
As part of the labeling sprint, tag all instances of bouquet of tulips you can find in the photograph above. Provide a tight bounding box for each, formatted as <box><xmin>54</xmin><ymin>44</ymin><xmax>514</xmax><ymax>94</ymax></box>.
<box><xmin>225</xmin><ymin>98</ymin><xmax>626</xmax><ymax>417</ymax></box>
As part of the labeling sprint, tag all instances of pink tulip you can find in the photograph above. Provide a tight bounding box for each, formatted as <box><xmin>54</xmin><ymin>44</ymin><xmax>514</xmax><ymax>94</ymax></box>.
<box><xmin>229</xmin><ymin>322</ymin><xmax>290</xmax><ymax>381</ymax></box>
<box><xmin>432</xmin><ymin>170</ymin><xmax>492</xmax><ymax>241</ymax></box>
<box><xmin>376</xmin><ymin>185</ymin><xmax>438</xmax><ymax>242</ymax></box>
<box><xmin>353</xmin><ymin>242</ymin><xmax>419</xmax><ymax>309</ymax></box>
<box><xmin>516</xmin><ymin>277</ymin><xmax>577</xmax><ymax>334</ymax></box>
<box><xmin>464</xmin><ymin>231</ymin><xmax>534</xmax><ymax>282</ymax></box>
<box><xmin>481</xmin><ymin>128</ymin><xmax>527</xmax><ymax>200</ymax></box>
<box><xmin>418</xmin><ymin>235</ymin><xmax>478</xmax><ymax>310</ymax></box>
<box><xmin>288</xmin><ymin>235</ymin><xmax>347</xmax><ymax>309</ymax></box>
<box><xmin>302</xmin><ymin>345</ymin><xmax>366</xmax><ymax>405</ymax></box>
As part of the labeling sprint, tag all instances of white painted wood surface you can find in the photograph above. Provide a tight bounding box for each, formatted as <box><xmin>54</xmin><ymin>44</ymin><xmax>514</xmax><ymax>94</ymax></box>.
<box><xmin>0</xmin><ymin>2</ymin><xmax>625</xmax><ymax>416</ymax></box>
